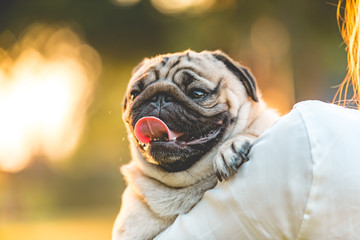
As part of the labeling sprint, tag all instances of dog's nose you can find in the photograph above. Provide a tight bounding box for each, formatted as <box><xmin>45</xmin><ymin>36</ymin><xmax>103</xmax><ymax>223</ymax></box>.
<box><xmin>150</xmin><ymin>94</ymin><xmax>174</xmax><ymax>104</ymax></box>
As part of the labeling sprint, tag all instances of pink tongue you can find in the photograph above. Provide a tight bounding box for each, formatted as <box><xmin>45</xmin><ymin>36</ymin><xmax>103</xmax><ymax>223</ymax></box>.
<box><xmin>134</xmin><ymin>117</ymin><xmax>183</xmax><ymax>144</ymax></box>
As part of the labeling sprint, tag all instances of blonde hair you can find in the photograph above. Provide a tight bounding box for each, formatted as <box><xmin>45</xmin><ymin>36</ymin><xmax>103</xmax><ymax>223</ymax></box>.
<box><xmin>335</xmin><ymin>0</ymin><xmax>360</xmax><ymax>108</ymax></box>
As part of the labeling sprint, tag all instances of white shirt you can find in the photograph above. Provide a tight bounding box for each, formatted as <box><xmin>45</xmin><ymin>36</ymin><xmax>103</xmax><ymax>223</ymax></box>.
<box><xmin>156</xmin><ymin>101</ymin><xmax>360</xmax><ymax>240</ymax></box>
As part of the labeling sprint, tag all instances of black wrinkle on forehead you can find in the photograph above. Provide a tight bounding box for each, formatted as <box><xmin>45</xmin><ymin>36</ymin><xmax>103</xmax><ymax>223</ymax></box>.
<box><xmin>153</xmin><ymin>68</ymin><xmax>160</xmax><ymax>80</ymax></box>
<box><xmin>212</xmin><ymin>78</ymin><xmax>223</xmax><ymax>94</ymax></box>
<box><xmin>182</xmin><ymin>71</ymin><xmax>194</xmax><ymax>88</ymax></box>
<box><xmin>165</xmin><ymin>56</ymin><xmax>181</xmax><ymax>79</ymax></box>
<box><xmin>161</xmin><ymin>56</ymin><xmax>169</xmax><ymax>66</ymax></box>
<box><xmin>150</xmin><ymin>64</ymin><xmax>161</xmax><ymax>81</ymax></box>
<box><xmin>169</xmin><ymin>56</ymin><xmax>182</xmax><ymax>68</ymax></box>
<box><xmin>136</xmin><ymin>79</ymin><xmax>145</xmax><ymax>91</ymax></box>
<box><xmin>133</xmin><ymin>51</ymin><xmax>209</xmax><ymax>93</ymax></box>
<box><xmin>186</xmin><ymin>51</ymin><xmax>191</xmax><ymax>60</ymax></box>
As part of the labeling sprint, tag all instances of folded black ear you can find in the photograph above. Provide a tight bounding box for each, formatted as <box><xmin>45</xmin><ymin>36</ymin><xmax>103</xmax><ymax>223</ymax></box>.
<box><xmin>123</xmin><ymin>58</ymin><xmax>150</xmax><ymax>111</ymax></box>
<box><xmin>212</xmin><ymin>51</ymin><xmax>258</xmax><ymax>102</ymax></box>
<box><xmin>122</xmin><ymin>96</ymin><xmax>128</xmax><ymax>111</ymax></box>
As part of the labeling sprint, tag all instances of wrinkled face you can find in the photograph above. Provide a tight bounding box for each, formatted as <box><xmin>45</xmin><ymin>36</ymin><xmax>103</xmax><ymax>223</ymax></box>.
<box><xmin>122</xmin><ymin>50</ymin><xmax>257</xmax><ymax>172</ymax></box>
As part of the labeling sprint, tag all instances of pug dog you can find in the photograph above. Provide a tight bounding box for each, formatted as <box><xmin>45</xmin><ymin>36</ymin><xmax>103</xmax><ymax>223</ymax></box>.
<box><xmin>112</xmin><ymin>50</ymin><xmax>279</xmax><ymax>240</ymax></box>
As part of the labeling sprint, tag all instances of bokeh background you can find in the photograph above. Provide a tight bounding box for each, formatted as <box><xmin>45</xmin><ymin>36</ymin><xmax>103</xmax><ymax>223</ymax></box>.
<box><xmin>0</xmin><ymin>0</ymin><xmax>347</xmax><ymax>239</ymax></box>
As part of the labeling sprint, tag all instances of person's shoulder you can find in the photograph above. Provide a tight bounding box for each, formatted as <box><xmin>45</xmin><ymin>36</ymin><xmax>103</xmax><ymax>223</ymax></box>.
<box><xmin>254</xmin><ymin>100</ymin><xmax>360</xmax><ymax>166</ymax></box>
<box><xmin>293</xmin><ymin>100</ymin><xmax>360</xmax><ymax>123</ymax></box>
<box><xmin>274</xmin><ymin>100</ymin><xmax>360</xmax><ymax>172</ymax></box>
<box><xmin>291</xmin><ymin>100</ymin><xmax>360</xmax><ymax>140</ymax></box>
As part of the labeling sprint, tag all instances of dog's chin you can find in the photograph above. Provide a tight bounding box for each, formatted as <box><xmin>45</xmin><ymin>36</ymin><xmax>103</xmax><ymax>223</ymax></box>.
<box><xmin>137</xmin><ymin>121</ymin><xmax>228</xmax><ymax>172</ymax></box>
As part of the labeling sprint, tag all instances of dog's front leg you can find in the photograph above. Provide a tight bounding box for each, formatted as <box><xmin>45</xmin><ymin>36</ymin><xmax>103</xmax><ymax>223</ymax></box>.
<box><xmin>112</xmin><ymin>186</ymin><xmax>174</xmax><ymax>240</ymax></box>
<box><xmin>213</xmin><ymin>134</ymin><xmax>256</xmax><ymax>181</ymax></box>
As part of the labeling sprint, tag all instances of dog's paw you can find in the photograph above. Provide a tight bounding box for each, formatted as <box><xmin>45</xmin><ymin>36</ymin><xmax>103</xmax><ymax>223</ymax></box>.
<box><xmin>214</xmin><ymin>136</ymin><xmax>253</xmax><ymax>182</ymax></box>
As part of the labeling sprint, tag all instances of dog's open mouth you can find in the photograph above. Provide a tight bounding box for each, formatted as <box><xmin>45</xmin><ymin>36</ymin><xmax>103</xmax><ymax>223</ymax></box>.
<box><xmin>134</xmin><ymin>116</ymin><xmax>224</xmax><ymax>147</ymax></box>
<box><xmin>133</xmin><ymin>116</ymin><xmax>227</xmax><ymax>172</ymax></box>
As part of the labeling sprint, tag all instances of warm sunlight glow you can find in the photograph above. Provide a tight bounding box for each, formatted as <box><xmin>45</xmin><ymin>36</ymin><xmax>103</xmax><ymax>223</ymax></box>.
<box><xmin>335</xmin><ymin>0</ymin><xmax>360</xmax><ymax>108</ymax></box>
<box><xmin>150</xmin><ymin>0</ymin><xmax>215</xmax><ymax>14</ymax></box>
<box><xmin>251</xmin><ymin>17</ymin><xmax>290</xmax><ymax>57</ymax></box>
<box><xmin>111</xmin><ymin>0</ymin><xmax>141</xmax><ymax>7</ymax></box>
<box><xmin>250</xmin><ymin>17</ymin><xmax>294</xmax><ymax>114</ymax></box>
<box><xmin>0</xmin><ymin>24</ymin><xmax>101</xmax><ymax>173</ymax></box>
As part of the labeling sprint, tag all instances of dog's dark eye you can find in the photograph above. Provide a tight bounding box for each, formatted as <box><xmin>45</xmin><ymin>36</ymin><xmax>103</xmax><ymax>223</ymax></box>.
<box><xmin>130</xmin><ymin>90</ymin><xmax>140</xmax><ymax>101</ymax></box>
<box><xmin>188</xmin><ymin>88</ymin><xmax>207</xmax><ymax>99</ymax></box>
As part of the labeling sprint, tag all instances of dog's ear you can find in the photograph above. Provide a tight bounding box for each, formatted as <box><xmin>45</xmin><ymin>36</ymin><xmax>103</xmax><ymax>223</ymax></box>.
<box><xmin>122</xmin><ymin>95</ymin><xmax>128</xmax><ymax>112</ymax></box>
<box><xmin>211</xmin><ymin>50</ymin><xmax>258</xmax><ymax>102</ymax></box>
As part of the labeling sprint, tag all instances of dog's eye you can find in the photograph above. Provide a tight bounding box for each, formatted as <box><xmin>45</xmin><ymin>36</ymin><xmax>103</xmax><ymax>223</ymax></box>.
<box><xmin>130</xmin><ymin>90</ymin><xmax>140</xmax><ymax>101</ymax></box>
<box><xmin>188</xmin><ymin>88</ymin><xmax>207</xmax><ymax>99</ymax></box>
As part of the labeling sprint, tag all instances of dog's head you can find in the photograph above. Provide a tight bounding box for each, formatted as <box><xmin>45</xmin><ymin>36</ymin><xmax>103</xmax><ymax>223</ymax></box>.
<box><xmin>122</xmin><ymin>50</ymin><xmax>259</xmax><ymax>180</ymax></box>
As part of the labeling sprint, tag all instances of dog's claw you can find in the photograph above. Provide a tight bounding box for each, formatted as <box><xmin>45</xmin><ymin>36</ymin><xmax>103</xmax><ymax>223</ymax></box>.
<box><xmin>239</xmin><ymin>152</ymin><xmax>249</xmax><ymax>163</ymax></box>
<box><xmin>231</xmin><ymin>160</ymin><xmax>239</xmax><ymax>172</ymax></box>
<box><xmin>213</xmin><ymin>136</ymin><xmax>253</xmax><ymax>182</ymax></box>
<box><xmin>215</xmin><ymin>170</ymin><xmax>223</xmax><ymax>182</ymax></box>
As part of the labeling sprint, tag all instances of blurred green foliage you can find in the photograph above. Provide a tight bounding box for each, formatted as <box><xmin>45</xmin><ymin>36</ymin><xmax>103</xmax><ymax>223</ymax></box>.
<box><xmin>0</xmin><ymin>0</ymin><xmax>347</xmax><ymax>239</ymax></box>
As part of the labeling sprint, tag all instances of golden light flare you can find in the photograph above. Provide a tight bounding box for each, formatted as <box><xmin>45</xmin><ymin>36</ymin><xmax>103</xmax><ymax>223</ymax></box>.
<box><xmin>150</xmin><ymin>0</ymin><xmax>215</xmax><ymax>15</ymax></box>
<box><xmin>250</xmin><ymin>17</ymin><xmax>295</xmax><ymax>114</ymax></box>
<box><xmin>251</xmin><ymin>17</ymin><xmax>291</xmax><ymax>58</ymax></box>
<box><xmin>0</xmin><ymin>24</ymin><xmax>101</xmax><ymax>173</ymax></box>
<box><xmin>335</xmin><ymin>0</ymin><xmax>360</xmax><ymax>108</ymax></box>
<box><xmin>110</xmin><ymin>0</ymin><xmax>141</xmax><ymax>7</ymax></box>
